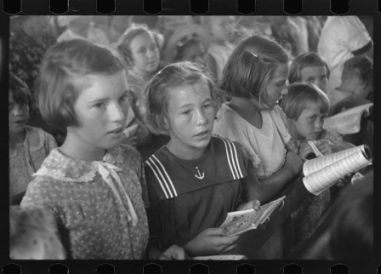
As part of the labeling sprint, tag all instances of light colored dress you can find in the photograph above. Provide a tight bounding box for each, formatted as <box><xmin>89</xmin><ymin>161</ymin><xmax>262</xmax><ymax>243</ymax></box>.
<box><xmin>214</xmin><ymin>104</ymin><xmax>291</xmax><ymax>178</ymax></box>
<box><xmin>20</xmin><ymin>145</ymin><xmax>149</xmax><ymax>259</ymax></box>
<box><xmin>10</xmin><ymin>126</ymin><xmax>57</xmax><ymax>201</ymax></box>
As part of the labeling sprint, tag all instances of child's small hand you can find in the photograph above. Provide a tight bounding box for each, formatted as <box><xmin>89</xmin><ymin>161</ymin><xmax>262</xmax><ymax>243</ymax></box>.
<box><xmin>184</xmin><ymin>228</ymin><xmax>239</xmax><ymax>257</ymax></box>
<box><xmin>159</xmin><ymin>244</ymin><xmax>187</xmax><ymax>260</ymax></box>
<box><xmin>285</xmin><ymin>150</ymin><xmax>303</xmax><ymax>176</ymax></box>
<box><xmin>299</xmin><ymin>142</ymin><xmax>314</xmax><ymax>160</ymax></box>
<box><xmin>237</xmin><ymin>200</ymin><xmax>261</xmax><ymax>211</ymax></box>
<box><xmin>314</xmin><ymin>139</ymin><xmax>332</xmax><ymax>155</ymax></box>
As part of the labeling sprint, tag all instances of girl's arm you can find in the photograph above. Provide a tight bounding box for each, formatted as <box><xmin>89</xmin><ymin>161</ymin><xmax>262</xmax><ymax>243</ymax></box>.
<box><xmin>252</xmin><ymin>150</ymin><xmax>303</xmax><ymax>204</ymax></box>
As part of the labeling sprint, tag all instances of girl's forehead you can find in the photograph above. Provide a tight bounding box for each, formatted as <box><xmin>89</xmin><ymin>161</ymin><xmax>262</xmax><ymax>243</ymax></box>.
<box><xmin>273</xmin><ymin>64</ymin><xmax>289</xmax><ymax>78</ymax></box>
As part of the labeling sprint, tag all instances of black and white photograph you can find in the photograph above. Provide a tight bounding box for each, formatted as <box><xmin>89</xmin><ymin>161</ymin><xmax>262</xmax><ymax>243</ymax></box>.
<box><xmin>7</xmin><ymin>14</ymin><xmax>374</xmax><ymax>267</ymax></box>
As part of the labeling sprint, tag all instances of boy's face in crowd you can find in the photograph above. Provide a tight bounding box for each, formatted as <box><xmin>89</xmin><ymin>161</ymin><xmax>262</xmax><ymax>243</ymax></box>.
<box><xmin>209</xmin><ymin>16</ymin><xmax>234</xmax><ymax>42</ymax></box>
<box><xmin>263</xmin><ymin>64</ymin><xmax>289</xmax><ymax>109</ymax></box>
<box><xmin>69</xmin><ymin>72</ymin><xmax>130</xmax><ymax>151</ymax></box>
<box><xmin>342</xmin><ymin>69</ymin><xmax>370</xmax><ymax>99</ymax></box>
<box><xmin>9</xmin><ymin>94</ymin><xmax>29</xmax><ymax>136</ymax></box>
<box><xmin>300</xmin><ymin>65</ymin><xmax>328</xmax><ymax>92</ymax></box>
<box><xmin>165</xmin><ymin>80</ymin><xmax>216</xmax><ymax>158</ymax></box>
<box><xmin>291</xmin><ymin>103</ymin><xmax>327</xmax><ymax>140</ymax></box>
<box><xmin>130</xmin><ymin>32</ymin><xmax>160</xmax><ymax>75</ymax></box>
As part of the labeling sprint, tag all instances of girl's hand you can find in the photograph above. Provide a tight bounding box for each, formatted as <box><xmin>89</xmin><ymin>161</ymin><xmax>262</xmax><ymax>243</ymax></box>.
<box><xmin>299</xmin><ymin>142</ymin><xmax>315</xmax><ymax>160</ymax></box>
<box><xmin>315</xmin><ymin>139</ymin><xmax>333</xmax><ymax>155</ymax></box>
<box><xmin>159</xmin><ymin>245</ymin><xmax>187</xmax><ymax>260</ymax></box>
<box><xmin>184</xmin><ymin>228</ymin><xmax>239</xmax><ymax>257</ymax></box>
<box><xmin>237</xmin><ymin>200</ymin><xmax>261</xmax><ymax>211</ymax></box>
<box><xmin>284</xmin><ymin>150</ymin><xmax>303</xmax><ymax>176</ymax></box>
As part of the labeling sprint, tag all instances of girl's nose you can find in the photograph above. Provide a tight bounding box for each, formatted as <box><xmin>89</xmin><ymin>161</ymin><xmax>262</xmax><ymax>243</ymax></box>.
<box><xmin>195</xmin><ymin>108</ymin><xmax>207</xmax><ymax>125</ymax></box>
<box><xmin>109</xmin><ymin>103</ymin><xmax>126</xmax><ymax>122</ymax></box>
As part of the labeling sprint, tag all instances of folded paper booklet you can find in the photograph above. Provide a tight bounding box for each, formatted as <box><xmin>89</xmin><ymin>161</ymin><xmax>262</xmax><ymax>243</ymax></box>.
<box><xmin>219</xmin><ymin>196</ymin><xmax>286</xmax><ymax>236</ymax></box>
<box><xmin>302</xmin><ymin>145</ymin><xmax>372</xmax><ymax>196</ymax></box>
<box><xmin>323</xmin><ymin>103</ymin><xmax>373</xmax><ymax>135</ymax></box>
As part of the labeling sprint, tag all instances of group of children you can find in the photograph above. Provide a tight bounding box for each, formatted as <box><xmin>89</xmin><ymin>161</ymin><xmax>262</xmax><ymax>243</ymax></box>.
<box><xmin>10</xmin><ymin>17</ymin><xmax>373</xmax><ymax>260</ymax></box>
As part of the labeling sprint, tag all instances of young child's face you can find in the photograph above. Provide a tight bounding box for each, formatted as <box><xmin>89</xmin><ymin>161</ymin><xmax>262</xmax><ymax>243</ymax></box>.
<box><xmin>130</xmin><ymin>32</ymin><xmax>160</xmax><ymax>74</ymax></box>
<box><xmin>180</xmin><ymin>43</ymin><xmax>206</xmax><ymax>66</ymax></box>
<box><xmin>342</xmin><ymin>69</ymin><xmax>370</xmax><ymax>99</ymax></box>
<box><xmin>69</xmin><ymin>72</ymin><xmax>130</xmax><ymax>151</ymax></box>
<box><xmin>9</xmin><ymin>94</ymin><xmax>29</xmax><ymax>136</ymax></box>
<box><xmin>165</xmin><ymin>80</ymin><xmax>216</xmax><ymax>156</ymax></box>
<box><xmin>209</xmin><ymin>16</ymin><xmax>234</xmax><ymax>42</ymax></box>
<box><xmin>263</xmin><ymin>64</ymin><xmax>289</xmax><ymax>109</ymax></box>
<box><xmin>300</xmin><ymin>65</ymin><xmax>328</xmax><ymax>92</ymax></box>
<box><xmin>291</xmin><ymin>103</ymin><xmax>327</xmax><ymax>140</ymax></box>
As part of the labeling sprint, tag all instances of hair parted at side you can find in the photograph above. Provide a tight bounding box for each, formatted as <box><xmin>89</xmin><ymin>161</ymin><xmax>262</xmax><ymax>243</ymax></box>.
<box><xmin>288</xmin><ymin>52</ymin><xmax>330</xmax><ymax>84</ymax></box>
<box><xmin>281</xmin><ymin>82</ymin><xmax>330</xmax><ymax>120</ymax></box>
<box><xmin>37</xmin><ymin>39</ymin><xmax>124</xmax><ymax>130</ymax></box>
<box><xmin>144</xmin><ymin>61</ymin><xmax>223</xmax><ymax>135</ymax></box>
<box><xmin>116</xmin><ymin>24</ymin><xmax>160</xmax><ymax>68</ymax></box>
<box><xmin>221</xmin><ymin>35</ymin><xmax>289</xmax><ymax>102</ymax></box>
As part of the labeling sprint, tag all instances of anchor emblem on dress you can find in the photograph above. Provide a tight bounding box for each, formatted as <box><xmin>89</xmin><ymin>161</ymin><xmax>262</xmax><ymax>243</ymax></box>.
<box><xmin>194</xmin><ymin>166</ymin><xmax>205</xmax><ymax>180</ymax></box>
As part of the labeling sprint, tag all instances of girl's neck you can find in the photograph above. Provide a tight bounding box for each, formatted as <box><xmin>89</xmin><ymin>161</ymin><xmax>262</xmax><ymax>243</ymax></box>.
<box><xmin>60</xmin><ymin>133</ymin><xmax>106</xmax><ymax>162</ymax></box>
<box><xmin>167</xmin><ymin>139</ymin><xmax>207</xmax><ymax>161</ymax></box>
<box><xmin>228</xmin><ymin>96</ymin><xmax>263</xmax><ymax>128</ymax></box>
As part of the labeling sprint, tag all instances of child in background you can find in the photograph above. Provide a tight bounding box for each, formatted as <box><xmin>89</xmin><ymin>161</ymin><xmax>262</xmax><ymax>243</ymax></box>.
<box><xmin>20</xmin><ymin>39</ymin><xmax>184</xmax><ymax>260</ymax></box>
<box><xmin>288</xmin><ymin>52</ymin><xmax>330</xmax><ymax>93</ymax></box>
<box><xmin>281</xmin><ymin>83</ymin><xmax>352</xmax><ymax>160</ymax></box>
<box><xmin>203</xmin><ymin>16</ymin><xmax>235</xmax><ymax>82</ymax></box>
<box><xmin>9</xmin><ymin>73</ymin><xmax>57</xmax><ymax>205</ymax></box>
<box><xmin>329</xmin><ymin>55</ymin><xmax>373</xmax><ymax>113</ymax></box>
<box><xmin>280</xmin><ymin>82</ymin><xmax>353</xmax><ymax>253</ymax></box>
<box><xmin>213</xmin><ymin>35</ymin><xmax>303</xmax><ymax>258</ymax></box>
<box><xmin>116</xmin><ymin>24</ymin><xmax>163</xmax><ymax>147</ymax></box>
<box><xmin>174</xmin><ymin>37</ymin><xmax>207</xmax><ymax>66</ymax></box>
<box><xmin>144</xmin><ymin>62</ymin><xmax>264</xmax><ymax>258</ymax></box>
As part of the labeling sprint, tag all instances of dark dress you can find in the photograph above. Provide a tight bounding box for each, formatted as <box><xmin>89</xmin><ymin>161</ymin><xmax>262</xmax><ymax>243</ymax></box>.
<box><xmin>145</xmin><ymin>136</ymin><xmax>249</xmax><ymax>251</ymax></box>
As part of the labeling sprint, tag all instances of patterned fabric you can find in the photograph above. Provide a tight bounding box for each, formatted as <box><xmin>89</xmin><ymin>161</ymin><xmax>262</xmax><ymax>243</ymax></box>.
<box><xmin>20</xmin><ymin>145</ymin><xmax>149</xmax><ymax>259</ymax></box>
<box><xmin>10</xmin><ymin>206</ymin><xmax>66</xmax><ymax>259</ymax></box>
<box><xmin>10</xmin><ymin>126</ymin><xmax>57</xmax><ymax>201</ymax></box>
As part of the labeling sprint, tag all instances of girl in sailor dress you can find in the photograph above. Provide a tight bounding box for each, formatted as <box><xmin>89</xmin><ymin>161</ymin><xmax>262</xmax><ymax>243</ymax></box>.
<box><xmin>20</xmin><ymin>39</ymin><xmax>185</xmax><ymax>260</ymax></box>
<box><xmin>144</xmin><ymin>62</ymin><xmax>264</xmax><ymax>258</ymax></box>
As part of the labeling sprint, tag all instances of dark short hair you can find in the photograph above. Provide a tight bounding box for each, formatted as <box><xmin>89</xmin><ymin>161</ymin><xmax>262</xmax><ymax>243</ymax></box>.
<box><xmin>281</xmin><ymin>82</ymin><xmax>330</xmax><ymax>120</ymax></box>
<box><xmin>342</xmin><ymin>55</ymin><xmax>373</xmax><ymax>89</ymax></box>
<box><xmin>288</xmin><ymin>52</ymin><xmax>330</xmax><ymax>84</ymax></box>
<box><xmin>9</xmin><ymin>73</ymin><xmax>32</xmax><ymax>110</ymax></box>
<box><xmin>145</xmin><ymin>61</ymin><xmax>224</xmax><ymax>135</ymax></box>
<box><xmin>221</xmin><ymin>35</ymin><xmax>289</xmax><ymax>103</ymax></box>
<box><xmin>37</xmin><ymin>39</ymin><xmax>124</xmax><ymax>130</ymax></box>
<box><xmin>116</xmin><ymin>24</ymin><xmax>160</xmax><ymax>68</ymax></box>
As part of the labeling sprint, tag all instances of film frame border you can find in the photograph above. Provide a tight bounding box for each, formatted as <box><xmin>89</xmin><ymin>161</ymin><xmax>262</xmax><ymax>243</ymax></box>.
<box><xmin>0</xmin><ymin>0</ymin><xmax>380</xmax><ymax>273</ymax></box>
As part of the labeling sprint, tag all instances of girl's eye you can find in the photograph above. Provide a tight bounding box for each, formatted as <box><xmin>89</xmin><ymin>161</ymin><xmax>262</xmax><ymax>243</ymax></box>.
<box><xmin>94</xmin><ymin>102</ymin><xmax>105</xmax><ymax>109</ymax></box>
<box><xmin>149</xmin><ymin>44</ymin><xmax>157</xmax><ymax>52</ymax></box>
<box><xmin>139</xmin><ymin>47</ymin><xmax>147</xmax><ymax>55</ymax></box>
<box><xmin>119</xmin><ymin>94</ymin><xmax>129</xmax><ymax>103</ymax></box>
<box><xmin>181</xmin><ymin>110</ymin><xmax>192</xmax><ymax>115</ymax></box>
<box><xmin>203</xmin><ymin>103</ymin><xmax>213</xmax><ymax>109</ymax></box>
